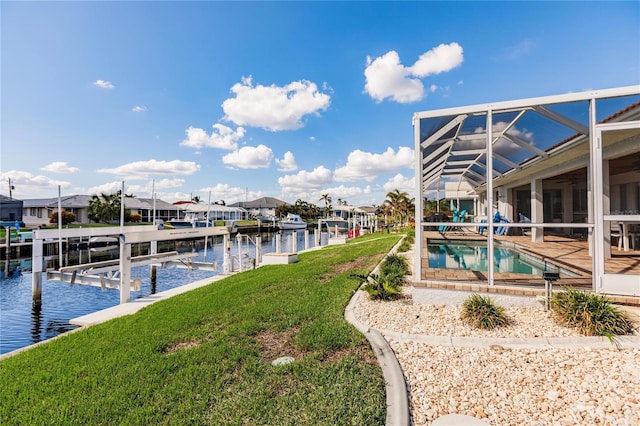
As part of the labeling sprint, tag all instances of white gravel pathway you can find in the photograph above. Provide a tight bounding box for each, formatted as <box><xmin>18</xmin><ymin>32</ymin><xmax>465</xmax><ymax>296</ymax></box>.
<box><xmin>353</xmin><ymin>286</ymin><xmax>640</xmax><ymax>426</ymax></box>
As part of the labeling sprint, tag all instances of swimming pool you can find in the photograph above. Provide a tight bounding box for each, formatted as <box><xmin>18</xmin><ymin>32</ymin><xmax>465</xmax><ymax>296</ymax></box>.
<box><xmin>427</xmin><ymin>240</ymin><xmax>576</xmax><ymax>276</ymax></box>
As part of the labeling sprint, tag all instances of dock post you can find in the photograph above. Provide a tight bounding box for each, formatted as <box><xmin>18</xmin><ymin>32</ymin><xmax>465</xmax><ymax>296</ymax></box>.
<box><xmin>304</xmin><ymin>229</ymin><xmax>309</xmax><ymax>251</ymax></box>
<box><xmin>292</xmin><ymin>231</ymin><xmax>297</xmax><ymax>253</ymax></box>
<box><xmin>255</xmin><ymin>235</ymin><xmax>262</xmax><ymax>266</ymax></box>
<box><xmin>276</xmin><ymin>232</ymin><xmax>281</xmax><ymax>254</ymax></box>
<box><xmin>236</xmin><ymin>233</ymin><xmax>243</xmax><ymax>272</ymax></box>
<box><xmin>4</xmin><ymin>227</ymin><xmax>9</xmax><ymax>278</ymax></box>
<box><xmin>119</xmin><ymin>235</ymin><xmax>131</xmax><ymax>304</ymax></box>
<box><xmin>31</xmin><ymin>235</ymin><xmax>43</xmax><ymax>307</ymax></box>
<box><xmin>150</xmin><ymin>265</ymin><xmax>157</xmax><ymax>294</ymax></box>
<box><xmin>223</xmin><ymin>233</ymin><xmax>231</xmax><ymax>274</ymax></box>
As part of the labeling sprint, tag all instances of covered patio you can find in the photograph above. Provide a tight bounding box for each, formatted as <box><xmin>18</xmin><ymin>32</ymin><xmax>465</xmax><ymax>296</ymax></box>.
<box><xmin>413</xmin><ymin>86</ymin><xmax>640</xmax><ymax>300</ymax></box>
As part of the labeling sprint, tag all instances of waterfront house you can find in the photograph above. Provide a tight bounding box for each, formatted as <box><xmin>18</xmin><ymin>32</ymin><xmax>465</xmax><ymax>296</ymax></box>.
<box><xmin>179</xmin><ymin>203</ymin><xmax>248</xmax><ymax>222</ymax></box>
<box><xmin>22</xmin><ymin>195</ymin><xmax>93</xmax><ymax>227</ymax></box>
<box><xmin>0</xmin><ymin>194</ymin><xmax>24</xmax><ymax>225</ymax></box>
<box><xmin>413</xmin><ymin>86</ymin><xmax>640</xmax><ymax>298</ymax></box>
<box><xmin>229</xmin><ymin>197</ymin><xmax>286</xmax><ymax>219</ymax></box>
<box><xmin>21</xmin><ymin>195</ymin><xmax>182</xmax><ymax>227</ymax></box>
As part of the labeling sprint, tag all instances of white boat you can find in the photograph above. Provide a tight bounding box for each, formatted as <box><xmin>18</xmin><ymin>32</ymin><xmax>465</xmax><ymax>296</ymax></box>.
<box><xmin>167</xmin><ymin>212</ymin><xmax>211</xmax><ymax>228</ymax></box>
<box><xmin>88</xmin><ymin>236</ymin><xmax>119</xmax><ymax>247</ymax></box>
<box><xmin>278</xmin><ymin>213</ymin><xmax>307</xmax><ymax>230</ymax></box>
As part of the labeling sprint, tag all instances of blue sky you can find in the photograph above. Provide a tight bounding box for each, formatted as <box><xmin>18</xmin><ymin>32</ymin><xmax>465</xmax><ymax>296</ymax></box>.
<box><xmin>2</xmin><ymin>1</ymin><xmax>639</xmax><ymax>207</ymax></box>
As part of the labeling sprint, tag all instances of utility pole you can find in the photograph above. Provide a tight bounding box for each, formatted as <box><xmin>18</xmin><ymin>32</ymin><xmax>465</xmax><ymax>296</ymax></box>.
<box><xmin>8</xmin><ymin>177</ymin><xmax>14</xmax><ymax>199</ymax></box>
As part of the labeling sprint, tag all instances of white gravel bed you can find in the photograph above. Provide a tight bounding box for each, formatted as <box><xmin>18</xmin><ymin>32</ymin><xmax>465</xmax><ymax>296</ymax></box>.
<box><xmin>355</xmin><ymin>287</ymin><xmax>583</xmax><ymax>338</ymax></box>
<box><xmin>353</xmin><ymin>287</ymin><xmax>640</xmax><ymax>425</ymax></box>
<box><xmin>391</xmin><ymin>342</ymin><xmax>640</xmax><ymax>425</ymax></box>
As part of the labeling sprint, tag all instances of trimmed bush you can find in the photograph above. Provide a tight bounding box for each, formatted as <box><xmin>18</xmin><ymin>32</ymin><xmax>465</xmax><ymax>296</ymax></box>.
<box><xmin>551</xmin><ymin>287</ymin><xmax>636</xmax><ymax>338</ymax></box>
<box><xmin>380</xmin><ymin>253</ymin><xmax>409</xmax><ymax>276</ymax></box>
<box><xmin>461</xmin><ymin>294</ymin><xmax>508</xmax><ymax>329</ymax></box>
<box><xmin>351</xmin><ymin>273</ymin><xmax>402</xmax><ymax>301</ymax></box>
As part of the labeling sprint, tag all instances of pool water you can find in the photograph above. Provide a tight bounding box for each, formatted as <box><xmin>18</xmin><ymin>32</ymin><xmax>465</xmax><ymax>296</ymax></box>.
<box><xmin>428</xmin><ymin>241</ymin><xmax>568</xmax><ymax>275</ymax></box>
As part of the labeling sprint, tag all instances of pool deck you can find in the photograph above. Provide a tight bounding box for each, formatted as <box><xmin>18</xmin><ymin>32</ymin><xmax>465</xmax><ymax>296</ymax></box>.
<box><xmin>416</xmin><ymin>231</ymin><xmax>640</xmax><ymax>306</ymax></box>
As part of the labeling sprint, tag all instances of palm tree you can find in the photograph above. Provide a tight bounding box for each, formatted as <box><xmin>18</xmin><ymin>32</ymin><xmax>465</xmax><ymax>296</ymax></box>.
<box><xmin>88</xmin><ymin>192</ymin><xmax>121</xmax><ymax>223</ymax></box>
<box><xmin>382</xmin><ymin>189</ymin><xmax>414</xmax><ymax>228</ymax></box>
<box><xmin>319</xmin><ymin>193</ymin><xmax>332</xmax><ymax>217</ymax></box>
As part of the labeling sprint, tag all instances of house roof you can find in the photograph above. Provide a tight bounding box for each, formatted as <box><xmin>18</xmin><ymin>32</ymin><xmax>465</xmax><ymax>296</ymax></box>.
<box><xmin>230</xmin><ymin>197</ymin><xmax>286</xmax><ymax>209</ymax></box>
<box><xmin>183</xmin><ymin>203</ymin><xmax>247</xmax><ymax>213</ymax></box>
<box><xmin>22</xmin><ymin>195</ymin><xmax>93</xmax><ymax>208</ymax></box>
<box><xmin>414</xmin><ymin>86</ymin><xmax>640</xmax><ymax>194</ymax></box>
<box><xmin>0</xmin><ymin>194</ymin><xmax>23</xmax><ymax>204</ymax></box>
<box><xmin>20</xmin><ymin>195</ymin><xmax>180</xmax><ymax>210</ymax></box>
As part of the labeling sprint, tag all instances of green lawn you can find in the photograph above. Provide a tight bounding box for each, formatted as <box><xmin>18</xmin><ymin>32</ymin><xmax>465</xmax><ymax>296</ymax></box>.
<box><xmin>0</xmin><ymin>233</ymin><xmax>401</xmax><ymax>425</ymax></box>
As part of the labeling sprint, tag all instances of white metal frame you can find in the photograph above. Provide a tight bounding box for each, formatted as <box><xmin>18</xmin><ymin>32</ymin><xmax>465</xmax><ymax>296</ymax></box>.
<box><xmin>414</xmin><ymin>85</ymin><xmax>640</xmax><ymax>295</ymax></box>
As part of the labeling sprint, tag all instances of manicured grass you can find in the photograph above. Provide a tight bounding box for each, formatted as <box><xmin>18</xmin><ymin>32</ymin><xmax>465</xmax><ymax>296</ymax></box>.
<box><xmin>0</xmin><ymin>232</ymin><xmax>401</xmax><ymax>425</ymax></box>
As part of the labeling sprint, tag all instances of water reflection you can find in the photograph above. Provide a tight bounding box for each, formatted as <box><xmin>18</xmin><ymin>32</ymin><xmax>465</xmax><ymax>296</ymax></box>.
<box><xmin>30</xmin><ymin>301</ymin><xmax>42</xmax><ymax>345</ymax></box>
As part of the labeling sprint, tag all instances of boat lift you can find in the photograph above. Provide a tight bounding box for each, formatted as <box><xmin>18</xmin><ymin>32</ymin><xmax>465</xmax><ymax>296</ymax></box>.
<box><xmin>32</xmin><ymin>225</ymin><xmax>232</xmax><ymax>306</ymax></box>
<box><xmin>46</xmin><ymin>251</ymin><xmax>201</xmax><ymax>290</ymax></box>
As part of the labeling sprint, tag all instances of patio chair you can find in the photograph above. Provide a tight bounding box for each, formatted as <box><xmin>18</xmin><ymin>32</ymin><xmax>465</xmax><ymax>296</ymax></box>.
<box><xmin>630</xmin><ymin>224</ymin><xmax>639</xmax><ymax>250</ymax></box>
<box><xmin>478</xmin><ymin>218</ymin><xmax>487</xmax><ymax>235</ymax></box>
<box><xmin>441</xmin><ymin>210</ymin><xmax>467</xmax><ymax>234</ymax></box>
<box><xmin>612</xmin><ymin>222</ymin><xmax>638</xmax><ymax>251</ymax></box>
<box><xmin>453</xmin><ymin>210</ymin><xmax>467</xmax><ymax>233</ymax></box>
<box><xmin>518</xmin><ymin>213</ymin><xmax>531</xmax><ymax>236</ymax></box>
<box><xmin>494</xmin><ymin>212</ymin><xmax>511</xmax><ymax>236</ymax></box>
<box><xmin>439</xmin><ymin>210</ymin><xmax>459</xmax><ymax>233</ymax></box>
<box><xmin>479</xmin><ymin>211</ymin><xmax>505</xmax><ymax>235</ymax></box>
<box><xmin>610</xmin><ymin>223</ymin><xmax>623</xmax><ymax>251</ymax></box>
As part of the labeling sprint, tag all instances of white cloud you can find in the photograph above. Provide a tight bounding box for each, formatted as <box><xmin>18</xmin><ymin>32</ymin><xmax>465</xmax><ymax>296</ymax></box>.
<box><xmin>364</xmin><ymin>51</ymin><xmax>423</xmax><ymax>103</ymax></box>
<box><xmin>40</xmin><ymin>161</ymin><xmax>79</xmax><ymax>174</ymax></box>
<box><xmin>383</xmin><ymin>173</ymin><xmax>415</xmax><ymax>193</ymax></box>
<box><xmin>197</xmin><ymin>183</ymin><xmax>267</xmax><ymax>205</ymax></box>
<box><xmin>87</xmin><ymin>181</ymin><xmax>124</xmax><ymax>195</ymax></box>
<box><xmin>275</xmin><ymin>151</ymin><xmax>298</xmax><ymax>172</ymax></box>
<box><xmin>132</xmin><ymin>105</ymin><xmax>147</xmax><ymax>112</ymax></box>
<box><xmin>98</xmin><ymin>159</ymin><xmax>200</xmax><ymax>179</ymax></box>
<box><xmin>93</xmin><ymin>79</ymin><xmax>115</xmax><ymax>89</ymax></box>
<box><xmin>503</xmin><ymin>39</ymin><xmax>537</xmax><ymax>61</ymax></box>
<box><xmin>278</xmin><ymin>166</ymin><xmax>333</xmax><ymax>192</ymax></box>
<box><xmin>222</xmin><ymin>76</ymin><xmax>331</xmax><ymax>131</ymax></box>
<box><xmin>318</xmin><ymin>185</ymin><xmax>372</xmax><ymax>202</ymax></box>
<box><xmin>153</xmin><ymin>191</ymin><xmax>190</xmax><ymax>204</ymax></box>
<box><xmin>154</xmin><ymin>178</ymin><xmax>185</xmax><ymax>189</ymax></box>
<box><xmin>222</xmin><ymin>144</ymin><xmax>273</xmax><ymax>169</ymax></box>
<box><xmin>364</xmin><ymin>43</ymin><xmax>464</xmax><ymax>103</ymax></box>
<box><xmin>333</xmin><ymin>146</ymin><xmax>414</xmax><ymax>182</ymax></box>
<box><xmin>1</xmin><ymin>170</ymin><xmax>71</xmax><ymax>198</ymax></box>
<box><xmin>409</xmin><ymin>42</ymin><xmax>464</xmax><ymax>77</ymax></box>
<box><xmin>121</xmin><ymin>178</ymin><xmax>186</xmax><ymax>198</ymax></box>
<box><xmin>180</xmin><ymin>123</ymin><xmax>245</xmax><ymax>150</ymax></box>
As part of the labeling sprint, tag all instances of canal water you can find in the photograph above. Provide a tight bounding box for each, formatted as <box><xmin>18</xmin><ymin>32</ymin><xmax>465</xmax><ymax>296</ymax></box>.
<box><xmin>1</xmin><ymin>230</ymin><xmax>326</xmax><ymax>355</ymax></box>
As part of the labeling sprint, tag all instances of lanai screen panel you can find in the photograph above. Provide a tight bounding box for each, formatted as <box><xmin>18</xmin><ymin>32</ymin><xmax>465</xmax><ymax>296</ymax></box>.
<box><xmin>417</xmin><ymin>98</ymin><xmax>635</xmax><ymax>192</ymax></box>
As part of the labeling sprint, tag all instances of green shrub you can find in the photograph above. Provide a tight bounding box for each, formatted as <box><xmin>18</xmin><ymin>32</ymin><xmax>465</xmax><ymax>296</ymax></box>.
<box><xmin>461</xmin><ymin>294</ymin><xmax>508</xmax><ymax>329</ymax></box>
<box><xmin>403</xmin><ymin>230</ymin><xmax>415</xmax><ymax>244</ymax></box>
<box><xmin>351</xmin><ymin>273</ymin><xmax>401</xmax><ymax>301</ymax></box>
<box><xmin>551</xmin><ymin>288</ymin><xmax>636</xmax><ymax>338</ymax></box>
<box><xmin>380</xmin><ymin>253</ymin><xmax>409</xmax><ymax>275</ymax></box>
<box><xmin>397</xmin><ymin>239</ymin><xmax>411</xmax><ymax>253</ymax></box>
<box><xmin>380</xmin><ymin>253</ymin><xmax>409</xmax><ymax>287</ymax></box>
